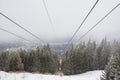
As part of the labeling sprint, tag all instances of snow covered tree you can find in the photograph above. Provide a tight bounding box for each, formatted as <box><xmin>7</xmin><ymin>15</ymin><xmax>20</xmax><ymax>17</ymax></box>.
<box><xmin>9</xmin><ymin>53</ymin><xmax>24</xmax><ymax>71</ymax></box>
<box><xmin>40</xmin><ymin>44</ymin><xmax>57</xmax><ymax>73</ymax></box>
<box><xmin>96</xmin><ymin>38</ymin><xmax>111</xmax><ymax>70</ymax></box>
<box><xmin>84</xmin><ymin>40</ymin><xmax>97</xmax><ymax>70</ymax></box>
<box><xmin>0</xmin><ymin>51</ymin><xmax>10</xmax><ymax>71</ymax></box>
<box><xmin>62</xmin><ymin>43</ymin><xmax>87</xmax><ymax>75</ymax></box>
<box><xmin>101</xmin><ymin>53</ymin><xmax>120</xmax><ymax>80</ymax></box>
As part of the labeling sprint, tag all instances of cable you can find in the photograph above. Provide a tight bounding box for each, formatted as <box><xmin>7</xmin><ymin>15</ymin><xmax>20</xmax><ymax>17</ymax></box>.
<box><xmin>42</xmin><ymin>0</ymin><xmax>56</xmax><ymax>36</ymax></box>
<box><xmin>67</xmin><ymin>0</ymin><xmax>99</xmax><ymax>45</ymax></box>
<box><xmin>77</xmin><ymin>3</ymin><xmax>120</xmax><ymax>42</ymax></box>
<box><xmin>64</xmin><ymin>0</ymin><xmax>99</xmax><ymax>52</ymax></box>
<box><xmin>0</xmin><ymin>27</ymin><xmax>31</xmax><ymax>42</ymax></box>
<box><xmin>0</xmin><ymin>12</ymin><xmax>44</xmax><ymax>43</ymax></box>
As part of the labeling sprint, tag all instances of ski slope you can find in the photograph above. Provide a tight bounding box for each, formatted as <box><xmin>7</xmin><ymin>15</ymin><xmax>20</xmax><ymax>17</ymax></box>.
<box><xmin>0</xmin><ymin>70</ymin><xmax>103</xmax><ymax>80</ymax></box>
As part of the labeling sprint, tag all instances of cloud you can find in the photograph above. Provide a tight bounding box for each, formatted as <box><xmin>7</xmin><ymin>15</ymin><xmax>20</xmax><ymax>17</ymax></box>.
<box><xmin>0</xmin><ymin>0</ymin><xmax>120</xmax><ymax>43</ymax></box>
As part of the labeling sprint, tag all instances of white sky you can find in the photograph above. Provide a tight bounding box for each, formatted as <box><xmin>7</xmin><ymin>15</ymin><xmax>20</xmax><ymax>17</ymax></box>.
<box><xmin>0</xmin><ymin>0</ymin><xmax>120</xmax><ymax>43</ymax></box>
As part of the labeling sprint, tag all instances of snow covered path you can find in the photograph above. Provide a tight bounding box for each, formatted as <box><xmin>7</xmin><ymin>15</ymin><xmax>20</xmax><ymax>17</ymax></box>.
<box><xmin>0</xmin><ymin>70</ymin><xmax>103</xmax><ymax>80</ymax></box>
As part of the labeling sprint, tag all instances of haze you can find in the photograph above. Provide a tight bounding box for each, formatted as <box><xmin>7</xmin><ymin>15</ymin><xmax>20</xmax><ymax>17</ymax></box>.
<box><xmin>0</xmin><ymin>0</ymin><xmax>120</xmax><ymax>43</ymax></box>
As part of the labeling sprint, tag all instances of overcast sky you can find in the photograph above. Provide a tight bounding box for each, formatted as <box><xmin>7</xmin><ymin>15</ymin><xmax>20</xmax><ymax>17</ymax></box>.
<box><xmin>0</xmin><ymin>0</ymin><xmax>120</xmax><ymax>43</ymax></box>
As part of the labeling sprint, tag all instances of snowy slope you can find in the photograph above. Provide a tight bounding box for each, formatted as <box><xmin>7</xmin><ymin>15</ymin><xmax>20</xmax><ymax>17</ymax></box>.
<box><xmin>0</xmin><ymin>70</ymin><xmax>103</xmax><ymax>80</ymax></box>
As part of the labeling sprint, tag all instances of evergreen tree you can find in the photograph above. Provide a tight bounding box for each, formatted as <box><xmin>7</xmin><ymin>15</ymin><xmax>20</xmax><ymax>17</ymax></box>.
<box><xmin>0</xmin><ymin>51</ymin><xmax>10</xmax><ymax>71</ymax></box>
<box><xmin>101</xmin><ymin>53</ymin><xmax>120</xmax><ymax>80</ymax></box>
<box><xmin>9</xmin><ymin>53</ymin><xmax>24</xmax><ymax>71</ymax></box>
<box><xmin>84</xmin><ymin>40</ymin><xmax>97</xmax><ymax>70</ymax></box>
<box><xmin>40</xmin><ymin>44</ymin><xmax>57</xmax><ymax>73</ymax></box>
<box><xmin>97</xmin><ymin>38</ymin><xmax>111</xmax><ymax>69</ymax></box>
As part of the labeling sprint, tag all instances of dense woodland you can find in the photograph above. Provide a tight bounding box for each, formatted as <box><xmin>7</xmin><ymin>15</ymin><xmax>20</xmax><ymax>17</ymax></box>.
<box><xmin>0</xmin><ymin>38</ymin><xmax>120</xmax><ymax>78</ymax></box>
<box><xmin>101</xmin><ymin>42</ymin><xmax>120</xmax><ymax>80</ymax></box>
<box><xmin>0</xmin><ymin>44</ymin><xmax>58</xmax><ymax>73</ymax></box>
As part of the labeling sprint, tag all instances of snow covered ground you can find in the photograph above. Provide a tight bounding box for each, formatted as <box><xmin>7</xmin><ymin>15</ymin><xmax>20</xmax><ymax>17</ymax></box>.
<box><xmin>0</xmin><ymin>70</ymin><xmax>103</xmax><ymax>80</ymax></box>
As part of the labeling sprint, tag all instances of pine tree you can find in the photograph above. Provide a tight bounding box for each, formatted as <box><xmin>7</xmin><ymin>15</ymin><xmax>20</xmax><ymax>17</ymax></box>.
<box><xmin>62</xmin><ymin>43</ymin><xmax>87</xmax><ymax>75</ymax></box>
<box><xmin>0</xmin><ymin>51</ymin><xmax>10</xmax><ymax>71</ymax></box>
<box><xmin>9</xmin><ymin>53</ymin><xmax>24</xmax><ymax>71</ymax></box>
<box><xmin>84</xmin><ymin>40</ymin><xmax>96</xmax><ymax>70</ymax></box>
<box><xmin>97</xmin><ymin>38</ymin><xmax>111</xmax><ymax>69</ymax></box>
<box><xmin>40</xmin><ymin>44</ymin><xmax>57</xmax><ymax>73</ymax></box>
<box><xmin>101</xmin><ymin>53</ymin><xmax>120</xmax><ymax>80</ymax></box>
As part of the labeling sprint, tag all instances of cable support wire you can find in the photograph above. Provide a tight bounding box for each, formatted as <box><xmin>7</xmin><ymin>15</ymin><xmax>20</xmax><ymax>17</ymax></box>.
<box><xmin>0</xmin><ymin>12</ymin><xmax>44</xmax><ymax>43</ymax></box>
<box><xmin>42</xmin><ymin>0</ymin><xmax>57</xmax><ymax>39</ymax></box>
<box><xmin>0</xmin><ymin>27</ymin><xmax>31</xmax><ymax>42</ymax></box>
<box><xmin>64</xmin><ymin>0</ymin><xmax>99</xmax><ymax>53</ymax></box>
<box><xmin>77</xmin><ymin>3</ymin><xmax>120</xmax><ymax>42</ymax></box>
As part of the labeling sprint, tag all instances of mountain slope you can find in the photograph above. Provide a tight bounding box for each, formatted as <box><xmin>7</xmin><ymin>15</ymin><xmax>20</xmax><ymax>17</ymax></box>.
<box><xmin>0</xmin><ymin>70</ymin><xmax>103</xmax><ymax>80</ymax></box>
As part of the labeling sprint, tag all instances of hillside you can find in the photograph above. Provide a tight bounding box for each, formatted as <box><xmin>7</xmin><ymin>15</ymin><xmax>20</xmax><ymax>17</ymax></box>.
<box><xmin>0</xmin><ymin>70</ymin><xmax>103</xmax><ymax>80</ymax></box>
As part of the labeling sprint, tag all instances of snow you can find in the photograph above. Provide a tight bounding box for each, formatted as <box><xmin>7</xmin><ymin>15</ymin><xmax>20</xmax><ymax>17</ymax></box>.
<box><xmin>0</xmin><ymin>70</ymin><xmax>103</xmax><ymax>80</ymax></box>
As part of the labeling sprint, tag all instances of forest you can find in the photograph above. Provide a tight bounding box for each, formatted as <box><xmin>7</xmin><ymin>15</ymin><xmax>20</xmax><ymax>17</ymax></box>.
<box><xmin>0</xmin><ymin>38</ymin><xmax>120</xmax><ymax>80</ymax></box>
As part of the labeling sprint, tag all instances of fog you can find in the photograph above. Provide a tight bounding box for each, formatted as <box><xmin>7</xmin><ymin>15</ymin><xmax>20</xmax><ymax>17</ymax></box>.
<box><xmin>0</xmin><ymin>0</ymin><xmax>120</xmax><ymax>44</ymax></box>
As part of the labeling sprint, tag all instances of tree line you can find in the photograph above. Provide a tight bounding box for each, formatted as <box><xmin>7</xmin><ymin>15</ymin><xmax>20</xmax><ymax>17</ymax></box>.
<box><xmin>0</xmin><ymin>38</ymin><xmax>119</xmax><ymax>76</ymax></box>
<box><xmin>62</xmin><ymin>38</ymin><xmax>111</xmax><ymax>75</ymax></box>
<box><xmin>0</xmin><ymin>44</ymin><xmax>58</xmax><ymax>73</ymax></box>
<box><xmin>101</xmin><ymin>41</ymin><xmax>120</xmax><ymax>80</ymax></box>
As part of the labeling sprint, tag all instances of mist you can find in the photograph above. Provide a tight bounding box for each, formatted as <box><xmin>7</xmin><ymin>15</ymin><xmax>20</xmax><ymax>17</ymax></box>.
<box><xmin>0</xmin><ymin>0</ymin><xmax>120</xmax><ymax>44</ymax></box>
